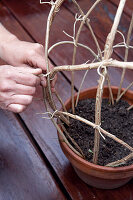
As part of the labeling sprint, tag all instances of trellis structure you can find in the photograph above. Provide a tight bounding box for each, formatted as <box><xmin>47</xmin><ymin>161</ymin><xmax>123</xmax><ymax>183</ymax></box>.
<box><xmin>40</xmin><ymin>0</ymin><xmax>133</xmax><ymax>167</ymax></box>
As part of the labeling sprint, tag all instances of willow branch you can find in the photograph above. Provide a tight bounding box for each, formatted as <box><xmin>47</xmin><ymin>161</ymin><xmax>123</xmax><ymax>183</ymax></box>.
<box><xmin>75</xmin><ymin>70</ymin><xmax>89</xmax><ymax>107</ymax></box>
<box><xmin>52</xmin><ymin>117</ymin><xmax>83</xmax><ymax>158</ymax></box>
<box><xmin>50</xmin><ymin>60</ymin><xmax>133</xmax><ymax>78</ymax></box>
<box><xmin>45</xmin><ymin>2</ymin><xmax>57</xmax><ymax>110</ymax></box>
<box><xmin>71</xmin><ymin>0</ymin><xmax>101</xmax><ymax>114</ymax></box>
<box><xmin>106</xmin><ymin>152</ymin><xmax>133</xmax><ymax>167</ymax></box>
<box><xmin>54</xmin><ymin>90</ymin><xmax>69</xmax><ymax>121</ymax></box>
<box><xmin>116</xmin><ymin>81</ymin><xmax>133</xmax><ymax>102</ymax></box>
<box><xmin>117</xmin><ymin>14</ymin><xmax>133</xmax><ymax>98</ymax></box>
<box><xmin>58</xmin><ymin>111</ymin><xmax>133</xmax><ymax>152</ymax></box>
<box><xmin>43</xmin><ymin>86</ymin><xmax>81</xmax><ymax>158</ymax></box>
<box><xmin>72</xmin><ymin>0</ymin><xmax>102</xmax><ymax>59</ymax></box>
<box><xmin>127</xmin><ymin>104</ymin><xmax>133</xmax><ymax>110</ymax></box>
<box><xmin>93</xmin><ymin>0</ymin><xmax>127</xmax><ymax>164</ymax></box>
<box><xmin>60</xmin><ymin>121</ymin><xmax>84</xmax><ymax>157</ymax></box>
<box><xmin>48</xmin><ymin>41</ymin><xmax>98</xmax><ymax>58</ymax></box>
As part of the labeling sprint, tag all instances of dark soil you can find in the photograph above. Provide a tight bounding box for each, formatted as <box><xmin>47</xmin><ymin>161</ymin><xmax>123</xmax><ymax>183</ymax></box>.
<box><xmin>65</xmin><ymin>99</ymin><xmax>133</xmax><ymax>167</ymax></box>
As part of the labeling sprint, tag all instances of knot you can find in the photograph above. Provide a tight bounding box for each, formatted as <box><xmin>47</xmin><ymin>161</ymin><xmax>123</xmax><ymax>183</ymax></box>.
<box><xmin>73</xmin><ymin>39</ymin><xmax>78</xmax><ymax>47</ymax></box>
<box><xmin>96</xmin><ymin>53</ymin><xmax>101</xmax><ymax>61</ymax></box>
<box><xmin>97</xmin><ymin>60</ymin><xmax>107</xmax><ymax>89</ymax></box>
<box><xmin>82</xmin><ymin>15</ymin><xmax>87</xmax><ymax>22</ymax></box>
<box><xmin>39</xmin><ymin>72</ymin><xmax>51</xmax><ymax>78</ymax></box>
<box><xmin>93</xmin><ymin>124</ymin><xmax>105</xmax><ymax>140</ymax></box>
<box><xmin>37</xmin><ymin>110</ymin><xmax>58</xmax><ymax>120</ymax></box>
<box><xmin>125</xmin><ymin>43</ymin><xmax>129</xmax><ymax>49</ymax></box>
<box><xmin>40</xmin><ymin>0</ymin><xmax>56</xmax><ymax>6</ymax></box>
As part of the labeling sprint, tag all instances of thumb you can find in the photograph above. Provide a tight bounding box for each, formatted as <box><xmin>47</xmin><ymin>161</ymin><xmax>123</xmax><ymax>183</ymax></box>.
<box><xmin>16</xmin><ymin>65</ymin><xmax>42</xmax><ymax>75</ymax></box>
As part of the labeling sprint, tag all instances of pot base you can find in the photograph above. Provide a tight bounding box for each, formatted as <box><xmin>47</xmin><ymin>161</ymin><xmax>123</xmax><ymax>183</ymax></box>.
<box><xmin>73</xmin><ymin>166</ymin><xmax>132</xmax><ymax>189</ymax></box>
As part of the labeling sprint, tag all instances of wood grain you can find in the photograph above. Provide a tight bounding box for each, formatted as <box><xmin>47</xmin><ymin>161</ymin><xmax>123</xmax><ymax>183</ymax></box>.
<box><xmin>0</xmin><ymin>109</ymin><xmax>66</xmax><ymax>200</ymax></box>
<box><xmin>109</xmin><ymin>0</ymin><xmax>133</xmax><ymax>17</ymax></box>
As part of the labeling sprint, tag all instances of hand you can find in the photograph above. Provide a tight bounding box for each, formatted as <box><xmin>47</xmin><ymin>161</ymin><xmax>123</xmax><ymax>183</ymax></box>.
<box><xmin>0</xmin><ymin>36</ymin><xmax>56</xmax><ymax>90</ymax></box>
<box><xmin>0</xmin><ymin>65</ymin><xmax>42</xmax><ymax>113</ymax></box>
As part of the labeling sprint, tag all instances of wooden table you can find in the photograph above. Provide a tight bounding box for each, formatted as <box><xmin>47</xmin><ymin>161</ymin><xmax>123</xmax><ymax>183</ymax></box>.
<box><xmin>0</xmin><ymin>0</ymin><xmax>133</xmax><ymax>199</ymax></box>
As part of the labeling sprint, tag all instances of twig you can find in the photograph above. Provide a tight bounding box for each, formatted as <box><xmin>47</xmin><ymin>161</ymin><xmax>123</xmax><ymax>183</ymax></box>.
<box><xmin>72</xmin><ymin>0</ymin><xmax>102</xmax><ymax>59</ymax></box>
<box><xmin>48</xmin><ymin>41</ymin><xmax>98</xmax><ymax>58</ymax></box>
<box><xmin>116</xmin><ymin>81</ymin><xmax>133</xmax><ymax>102</ymax></box>
<box><xmin>117</xmin><ymin>14</ymin><xmax>133</xmax><ymax>98</ymax></box>
<box><xmin>71</xmin><ymin>0</ymin><xmax>101</xmax><ymax>114</ymax></box>
<box><xmin>59</xmin><ymin>121</ymin><xmax>84</xmax><ymax>157</ymax></box>
<box><xmin>52</xmin><ymin>117</ymin><xmax>83</xmax><ymax>158</ymax></box>
<box><xmin>93</xmin><ymin>0</ymin><xmax>127</xmax><ymax>164</ymax></box>
<box><xmin>45</xmin><ymin>2</ymin><xmax>57</xmax><ymax>111</ymax></box>
<box><xmin>127</xmin><ymin>104</ymin><xmax>133</xmax><ymax>110</ymax></box>
<box><xmin>75</xmin><ymin>70</ymin><xmax>89</xmax><ymax>107</ymax></box>
<box><xmin>106</xmin><ymin>152</ymin><xmax>133</xmax><ymax>167</ymax></box>
<box><xmin>106</xmin><ymin>73</ymin><xmax>114</xmax><ymax>105</ymax></box>
<box><xmin>58</xmin><ymin>111</ymin><xmax>133</xmax><ymax>152</ymax></box>
<box><xmin>54</xmin><ymin>90</ymin><xmax>69</xmax><ymax>121</ymax></box>
<box><xmin>42</xmin><ymin>87</ymin><xmax>82</xmax><ymax>158</ymax></box>
<box><xmin>50</xmin><ymin>59</ymin><xmax>133</xmax><ymax>78</ymax></box>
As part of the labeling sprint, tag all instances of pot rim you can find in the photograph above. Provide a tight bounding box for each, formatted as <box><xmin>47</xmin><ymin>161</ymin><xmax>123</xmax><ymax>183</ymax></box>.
<box><xmin>59</xmin><ymin>86</ymin><xmax>133</xmax><ymax>173</ymax></box>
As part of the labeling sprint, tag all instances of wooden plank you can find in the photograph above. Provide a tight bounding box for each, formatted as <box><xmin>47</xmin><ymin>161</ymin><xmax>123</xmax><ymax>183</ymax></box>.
<box><xmin>1</xmin><ymin>1</ymin><xmax>133</xmax><ymax>199</ymax></box>
<box><xmin>91</xmin><ymin>181</ymin><xmax>133</xmax><ymax>200</ymax></box>
<box><xmin>0</xmin><ymin>3</ymin><xmax>99</xmax><ymax>200</ymax></box>
<box><xmin>3</xmin><ymin>0</ymin><xmax>133</xmax><ymax>90</ymax></box>
<box><xmin>0</xmin><ymin>109</ymin><xmax>66</xmax><ymax>200</ymax></box>
<box><xmin>109</xmin><ymin>0</ymin><xmax>133</xmax><ymax>17</ymax></box>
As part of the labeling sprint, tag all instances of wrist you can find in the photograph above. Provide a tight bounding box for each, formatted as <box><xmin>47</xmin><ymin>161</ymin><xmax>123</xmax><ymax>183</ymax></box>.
<box><xmin>0</xmin><ymin>23</ymin><xmax>18</xmax><ymax>44</ymax></box>
<box><xmin>0</xmin><ymin>23</ymin><xmax>19</xmax><ymax>62</ymax></box>
<box><xmin>0</xmin><ymin>35</ymin><xmax>19</xmax><ymax>64</ymax></box>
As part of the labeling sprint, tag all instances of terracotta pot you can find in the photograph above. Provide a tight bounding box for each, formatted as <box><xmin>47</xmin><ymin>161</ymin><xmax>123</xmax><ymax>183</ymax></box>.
<box><xmin>58</xmin><ymin>86</ymin><xmax>133</xmax><ymax>189</ymax></box>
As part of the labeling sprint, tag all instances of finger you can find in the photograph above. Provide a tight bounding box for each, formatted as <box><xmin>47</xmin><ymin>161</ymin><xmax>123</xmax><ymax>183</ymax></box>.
<box><xmin>10</xmin><ymin>95</ymin><xmax>33</xmax><ymax>105</ymax></box>
<box><xmin>14</xmin><ymin>73</ymin><xmax>41</xmax><ymax>87</ymax></box>
<box><xmin>29</xmin><ymin>54</ymin><xmax>55</xmax><ymax>73</ymax></box>
<box><xmin>29</xmin><ymin>55</ymin><xmax>47</xmax><ymax>71</ymax></box>
<box><xmin>16</xmin><ymin>66</ymin><xmax>42</xmax><ymax>75</ymax></box>
<box><xmin>7</xmin><ymin>104</ymin><xmax>27</xmax><ymax>113</ymax></box>
<box><xmin>15</xmin><ymin>84</ymin><xmax>36</xmax><ymax>95</ymax></box>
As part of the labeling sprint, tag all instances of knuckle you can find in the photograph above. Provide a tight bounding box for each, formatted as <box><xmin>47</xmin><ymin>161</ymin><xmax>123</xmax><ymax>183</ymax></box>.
<box><xmin>31</xmin><ymin>77</ymin><xmax>38</xmax><ymax>86</ymax></box>
<box><xmin>0</xmin><ymin>81</ymin><xmax>10</xmax><ymax>92</ymax></box>
<box><xmin>28</xmin><ymin>49</ymin><xmax>35</xmax><ymax>57</ymax></box>
<box><xmin>30</xmin><ymin>87</ymin><xmax>36</xmax><ymax>95</ymax></box>
<box><xmin>0</xmin><ymin>92</ymin><xmax>8</xmax><ymax>101</ymax></box>
<box><xmin>34</xmin><ymin>43</ymin><xmax>43</xmax><ymax>50</ymax></box>
<box><xmin>6</xmin><ymin>70</ymin><xmax>12</xmax><ymax>78</ymax></box>
<box><xmin>26</xmin><ymin>96</ymin><xmax>33</xmax><ymax>105</ymax></box>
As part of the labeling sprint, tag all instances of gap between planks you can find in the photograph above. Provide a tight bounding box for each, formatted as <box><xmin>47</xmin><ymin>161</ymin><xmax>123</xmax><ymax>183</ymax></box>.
<box><xmin>14</xmin><ymin>113</ymin><xmax>72</xmax><ymax>200</ymax></box>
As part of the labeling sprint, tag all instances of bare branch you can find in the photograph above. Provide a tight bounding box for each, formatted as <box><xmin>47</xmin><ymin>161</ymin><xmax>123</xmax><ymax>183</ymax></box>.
<box><xmin>117</xmin><ymin>14</ymin><xmax>133</xmax><ymax>98</ymax></box>
<box><xmin>58</xmin><ymin>111</ymin><xmax>133</xmax><ymax>152</ymax></box>
<box><xmin>106</xmin><ymin>152</ymin><xmax>133</xmax><ymax>167</ymax></box>
<box><xmin>50</xmin><ymin>60</ymin><xmax>133</xmax><ymax>78</ymax></box>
